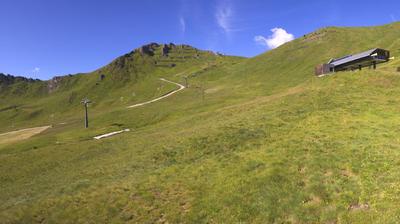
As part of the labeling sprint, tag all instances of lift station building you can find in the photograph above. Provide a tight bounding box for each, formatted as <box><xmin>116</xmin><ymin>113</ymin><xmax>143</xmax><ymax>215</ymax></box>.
<box><xmin>315</xmin><ymin>48</ymin><xmax>390</xmax><ymax>76</ymax></box>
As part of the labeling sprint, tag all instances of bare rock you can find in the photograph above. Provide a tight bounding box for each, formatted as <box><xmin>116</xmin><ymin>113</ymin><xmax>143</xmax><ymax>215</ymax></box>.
<box><xmin>161</xmin><ymin>44</ymin><xmax>170</xmax><ymax>57</ymax></box>
<box><xmin>99</xmin><ymin>74</ymin><xmax>106</xmax><ymax>81</ymax></box>
<box><xmin>138</xmin><ymin>43</ymin><xmax>159</xmax><ymax>56</ymax></box>
<box><xmin>47</xmin><ymin>76</ymin><xmax>64</xmax><ymax>93</ymax></box>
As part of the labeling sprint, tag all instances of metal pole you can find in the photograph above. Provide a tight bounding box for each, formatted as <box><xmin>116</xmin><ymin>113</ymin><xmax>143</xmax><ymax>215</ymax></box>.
<box><xmin>81</xmin><ymin>98</ymin><xmax>91</xmax><ymax>128</ymax></box>
<box><xmin>84</xmin><ymin>103</ymin><xmax>88</xmax><ymax>128</ymax></box>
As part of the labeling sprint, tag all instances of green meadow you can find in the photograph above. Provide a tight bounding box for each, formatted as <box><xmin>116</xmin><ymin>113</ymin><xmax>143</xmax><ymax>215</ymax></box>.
<box><xmin>1</xmin><ymin>23</ymin><xmax>400</xmax><ymax>223</ymax></box>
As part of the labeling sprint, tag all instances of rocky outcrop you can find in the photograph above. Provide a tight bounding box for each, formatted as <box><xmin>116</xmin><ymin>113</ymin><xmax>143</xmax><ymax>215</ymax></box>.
<box><xmin>161</xmin><ymin>44</ymin><xmax>170</xmax><ymax>57</ymax></box>
<box><xmin>135</xmin><ymin>43</ymin><xmax>181</xmax><ymax>57</ymax></box>
<box><xmin>138</xmin><ymin>43</ymin><xmax>159</xmax><ymax>56</ymax></box>
<box><xmin>161</xmin><ymin>43</ymin><xmax>177</xmax><ymax>57</ymax></box>
<box><xmin>47</xmin><ymin>76</ymin><xmax>64</xmax><ymax>93</ymax></box>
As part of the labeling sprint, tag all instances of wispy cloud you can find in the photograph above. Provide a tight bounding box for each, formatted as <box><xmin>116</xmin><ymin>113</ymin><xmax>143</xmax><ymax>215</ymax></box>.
<box><xmin>32</xmin><ymin>67</ymin><xmax>40</xmax><ymax>73</ymax></box>
<box><xmin>179</xmin><ymin>16</ymin><xmax>186</xmax><ymax>34</ymax></box>
<box><xmin>390</xmin><ymin>14</ymin><xmax>397</xmax><ymax>22</ymax></box>
<box><xmin>254</xmin><ymin>36</ymin><xmax>268</xmax><ymax>47</ymax></box>
<box><xmin>215</xmin><ymin>0</ymin><xmax>234</xmax><ymax>34</ymax></box>
<box><xmin>254</xmin><ymin>28</ymin><xmax>294</xmax><ymax>49</ymax></box>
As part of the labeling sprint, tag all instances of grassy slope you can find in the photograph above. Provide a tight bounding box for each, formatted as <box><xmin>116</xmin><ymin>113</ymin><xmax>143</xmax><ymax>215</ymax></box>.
<box><xmin>1</xmin><ymin>23</ymin><xmax>400</xmax><ymax>223</ymax></box>
<box><xmin>0</xmin><ymin>44</ymin><xmax>242</xmax><ymax>133</ymax></box>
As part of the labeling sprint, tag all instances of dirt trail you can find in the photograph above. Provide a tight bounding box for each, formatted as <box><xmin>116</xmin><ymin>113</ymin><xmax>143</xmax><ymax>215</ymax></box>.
<box><xmin>0</xmin><ymin>126</ymin><xmax>51</xmax><ymax>145</ymax></box>
<box><xmin>127</xmin><ymin>78</ymin><xmax>185</xmax><ymax>108</ymax></box>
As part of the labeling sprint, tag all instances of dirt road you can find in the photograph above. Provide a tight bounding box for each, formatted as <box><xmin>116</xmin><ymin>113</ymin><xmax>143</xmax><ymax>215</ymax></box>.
<box><xmin>127</xmin><ymin>78</ymin><xmax>185</xmax><ymax>108</ymax></box>
<box><xmin>0</xmin><ymin>126</ymin><xmax>51</xmax><ymax>145</ymax></box>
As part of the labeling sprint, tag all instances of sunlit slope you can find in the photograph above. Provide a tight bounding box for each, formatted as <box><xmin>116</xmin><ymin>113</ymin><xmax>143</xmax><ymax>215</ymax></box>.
<box><xmin>0</xmin><ymin>44</ymin><xmax>243</xmax><ymax>132</ymax></box>
<box><xmin>3</xmin><ymin>68</ymin><xmax>400</xmax><ymax>223</ymax></box>
<box><xmin>212</xmin><ymin>22</ymin><xmax>400</xmax><ymax>96</ymax></box>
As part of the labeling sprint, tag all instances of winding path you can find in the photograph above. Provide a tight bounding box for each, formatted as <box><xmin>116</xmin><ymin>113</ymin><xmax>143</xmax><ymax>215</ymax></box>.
<box><xmin>127</xmin><ymin>78</ymin><xmax>185</xmax><ymax>108</ymax></box>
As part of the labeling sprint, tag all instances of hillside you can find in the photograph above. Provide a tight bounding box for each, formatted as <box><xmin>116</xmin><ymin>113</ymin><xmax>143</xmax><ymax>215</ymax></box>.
<box><xmin>1</xmin><ymin>22</ymin><xmax>400</xmax><ymax>223</ymax></box>
<box><xmin>208</xmin><ymin>22</ymin><xmax>400</xmax><ymax>95</ymax></box>
<box><xmin>0</xmin><ymin>43</ymin><xmax>243</xmax><ymax>132</ymax></box>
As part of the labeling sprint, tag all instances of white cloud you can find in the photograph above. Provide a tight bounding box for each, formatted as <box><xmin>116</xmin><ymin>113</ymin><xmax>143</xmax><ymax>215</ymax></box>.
<box><xmin>179</xmin><ymin>16</ymin><xmax>186</xmax><ymax>34</ymax></box>
<box><xmin>254</xmin><ymin>28</ymin><xmax>294</xmax><ymax>49</ymax></box>
<box><xmin>32</xmin><ymin>67</ymin><xmax>40</xmax><ymax>73</ymax></box>
<box><xmin>215</xmin><ymin>0</ymin><xmax>233</xmax><ymax>34</ymax></box>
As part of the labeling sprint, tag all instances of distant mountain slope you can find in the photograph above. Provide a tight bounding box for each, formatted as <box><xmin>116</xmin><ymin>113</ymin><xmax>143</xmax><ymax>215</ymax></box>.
<box><xmin>0</xmin><ymin>73</ymin><xmax>40</xmax><ymax>85</ymax></box>
<box><xmin>0</xmin><ymin>43</ymin><xmax>243</xmax><ymax>131</ymax></box>
<box><xmin>1</xmin><ymin>43</ymin><xmax>240</xmax><ymax>97</ymax></box>
<box><xmin>0</xmin><ymin>73</ymin><xmax>45</xmax><ymax>97</ymax></box>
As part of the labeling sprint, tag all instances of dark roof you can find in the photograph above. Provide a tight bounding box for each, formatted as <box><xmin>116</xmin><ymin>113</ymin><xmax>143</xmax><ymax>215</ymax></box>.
<box><xmin>329</xmin><ymin>48</ymin><xmax>378</xmax><ymax>66</ymax></box>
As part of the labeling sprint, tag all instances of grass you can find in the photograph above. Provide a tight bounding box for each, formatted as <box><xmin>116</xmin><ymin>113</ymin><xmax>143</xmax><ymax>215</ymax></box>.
<box><xmin>1</xmin><ymin>22</ymin><xmax>400</xmax><ymax>223</ymax></box>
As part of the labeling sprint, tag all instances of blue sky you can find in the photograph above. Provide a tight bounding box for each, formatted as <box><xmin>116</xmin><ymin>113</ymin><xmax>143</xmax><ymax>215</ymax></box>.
<box><xmin>0</xmin><ymin>0</ymin><xmax>399</xmax><ymax>80</ymax></box>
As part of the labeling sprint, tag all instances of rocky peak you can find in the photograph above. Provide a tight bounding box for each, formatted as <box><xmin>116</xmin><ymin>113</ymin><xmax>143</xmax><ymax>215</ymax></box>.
<box><xmin>137</xmin><ymin>42</ymin><xmax>160</xmax><ymax>56</ymax></box>
<box><xmin>135</xmin><ymin>42</ymin><xmax>185</xmax><ymax>57</ymax></box>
